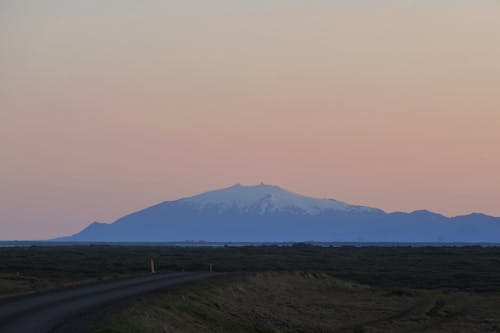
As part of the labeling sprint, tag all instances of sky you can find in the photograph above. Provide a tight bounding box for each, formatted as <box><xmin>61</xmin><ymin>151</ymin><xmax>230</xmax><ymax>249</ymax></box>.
<box><xmin>1</xmin><ymin>0</ymin><xmax>499</xmax><ymax>240</ymax></box>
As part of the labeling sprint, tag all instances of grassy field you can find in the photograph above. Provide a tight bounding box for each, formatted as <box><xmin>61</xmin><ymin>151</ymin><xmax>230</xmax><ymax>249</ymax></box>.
<box><xmin>2</xmin><ymin>244</ymin><xmax>500</xmax><ymax>332</ymax></box>
<box><xmin>93</xmin><ymin>272</ymin><xmax>500</xmax><ymax>333</ymax></box>
<box><xmin>2</xmin><ymin>244</ymin><xmax>500</xmax><ymax>298</ymax></box>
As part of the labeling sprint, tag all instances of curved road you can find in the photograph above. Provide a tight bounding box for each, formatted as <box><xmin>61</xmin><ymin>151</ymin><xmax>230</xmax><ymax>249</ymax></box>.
<box><xmin>0</xmin><ymin>272</ymin><xmax>220</xmax><ymax>333</ymax></box>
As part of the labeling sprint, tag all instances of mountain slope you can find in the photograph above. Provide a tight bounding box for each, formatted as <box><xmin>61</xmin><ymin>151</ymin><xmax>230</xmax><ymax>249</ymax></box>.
<box><xmin>56</xmin><ymin>184</ymin><xmax>500</xmax><ymax>243</ymax></box>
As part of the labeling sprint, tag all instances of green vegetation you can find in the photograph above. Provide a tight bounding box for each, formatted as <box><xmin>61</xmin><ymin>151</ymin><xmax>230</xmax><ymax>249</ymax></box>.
<box><xmin>2</xmin><ymin>244</ymin><xmax>500</xmax><ymax>298</ymax></box>
<box><xmin>2</xmin><ymin>245</ymin><xmax>500</xmax><ymax>331</ymax></box>
<box><xmin>94</xmin><ymin>272</ymin><xmax>500</xmax><ymax>333</ymax></box>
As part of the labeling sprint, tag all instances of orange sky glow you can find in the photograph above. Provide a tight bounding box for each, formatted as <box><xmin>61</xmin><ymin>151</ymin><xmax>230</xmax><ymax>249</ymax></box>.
<box><xmin>1</xmin><ymin>1</ymin><xmax>499</xmax><ymax>239</ymax></box>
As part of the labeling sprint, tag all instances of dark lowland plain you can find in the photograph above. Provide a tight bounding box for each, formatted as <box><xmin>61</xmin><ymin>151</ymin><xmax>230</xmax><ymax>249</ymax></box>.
<box><xmin>2</xmin><ymin>245</ymin><xmax>500</xmax><ymax>332</ymax></box>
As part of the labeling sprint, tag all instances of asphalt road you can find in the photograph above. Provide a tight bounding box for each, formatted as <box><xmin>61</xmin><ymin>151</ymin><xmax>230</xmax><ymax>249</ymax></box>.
<box><xmin>0</xmin><ymin>272</ymin><xmax>220</xmax><ymax>333</ymax></box>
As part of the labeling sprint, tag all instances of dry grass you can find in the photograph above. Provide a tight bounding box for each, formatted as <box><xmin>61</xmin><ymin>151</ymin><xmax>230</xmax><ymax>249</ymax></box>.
<box><xmin>0</xmin><ymin>273</ymin><xmax>131</xmax><ymax>299</ymax></box>
<box><xmin>0</xmin><ymin>274</ymin><xmax>33</xmax><ymax>298</ymax></box>
<box><xmin>94</xmin><ymin>272</ymin><xmax>500</xmax><ymax>333</ymax></box>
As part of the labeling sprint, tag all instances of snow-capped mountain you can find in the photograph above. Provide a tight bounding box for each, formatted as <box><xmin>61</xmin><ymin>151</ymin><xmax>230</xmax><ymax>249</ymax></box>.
<box><xmin>56</xmin><ymin>183</ymin><xmax>500</xmax><ymax>243</ymax></box>
<box><xmin>179</xmin><ymin>183</ymin><xmax>379</xmax><ymax>215</ymax></box>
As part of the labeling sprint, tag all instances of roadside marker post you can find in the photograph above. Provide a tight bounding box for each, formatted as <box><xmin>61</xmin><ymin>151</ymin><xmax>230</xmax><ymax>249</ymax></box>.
<box><xmin>150</xmin><ymin>258</ymin><xmax>156</xmax><ymax>274</ymax></box>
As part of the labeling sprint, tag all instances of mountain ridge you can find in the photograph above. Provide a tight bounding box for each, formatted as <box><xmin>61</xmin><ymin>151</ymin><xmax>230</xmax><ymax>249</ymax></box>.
<box><xmin>55</xmin><ymin>183</ymin><xmax>500</xmax><ymax>243</ymax></box>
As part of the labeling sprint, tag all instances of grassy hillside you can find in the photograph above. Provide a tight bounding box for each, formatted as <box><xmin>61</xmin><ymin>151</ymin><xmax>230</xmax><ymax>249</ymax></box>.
<box><xmin>93</xmin><ymin>272</ymin><xmax>500</xmax><ymax>333</ymax></box>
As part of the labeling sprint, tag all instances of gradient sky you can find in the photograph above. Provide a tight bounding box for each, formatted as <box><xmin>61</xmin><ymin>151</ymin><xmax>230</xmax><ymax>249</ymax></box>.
<box><xmin>1</xmin><ymin>0</ymin><xmax>499</xmax><ymax>240</ymax></box>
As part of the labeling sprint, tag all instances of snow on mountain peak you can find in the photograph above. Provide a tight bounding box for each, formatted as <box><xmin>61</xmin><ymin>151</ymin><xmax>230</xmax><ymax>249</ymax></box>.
<box><xmin>180</xmin><ymin>183</ymin><xmax>375</xmax><ymax>215</ymax></box>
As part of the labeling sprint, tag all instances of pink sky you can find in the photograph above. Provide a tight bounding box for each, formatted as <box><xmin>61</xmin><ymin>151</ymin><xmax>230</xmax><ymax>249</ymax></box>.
<box><xmin>1</xmin><ymin>1</ymin><xmax>499</xmax><ymax>239</ymax></box>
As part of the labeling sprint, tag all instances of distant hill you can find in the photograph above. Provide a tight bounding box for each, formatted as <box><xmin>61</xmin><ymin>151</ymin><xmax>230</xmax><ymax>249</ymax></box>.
<box><xmin>55</xmin><ymin>183</ymin><xmax>500</xmax><ymax>242</ymax></box>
